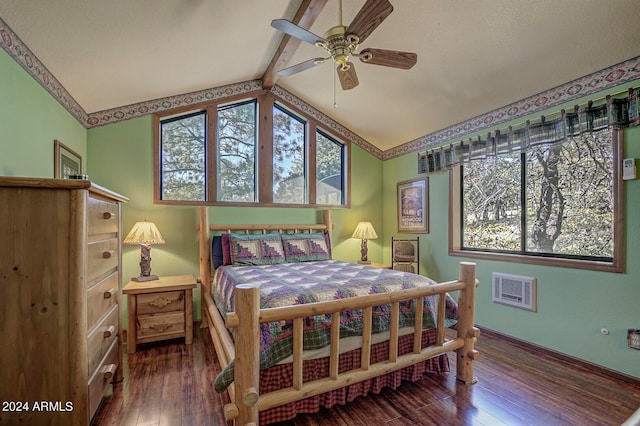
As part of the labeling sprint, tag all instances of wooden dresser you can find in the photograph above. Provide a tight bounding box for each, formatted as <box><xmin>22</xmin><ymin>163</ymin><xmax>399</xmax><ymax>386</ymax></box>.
<box><xmin>0</xmin><ymin>177</ymin><xmax>128</xmax><ymax>426</ymax></box>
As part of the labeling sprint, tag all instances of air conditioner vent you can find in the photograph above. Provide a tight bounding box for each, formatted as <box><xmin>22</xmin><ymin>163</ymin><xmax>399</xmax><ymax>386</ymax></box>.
<box><xmin>492</xmin><ymin>272</ymin><xmax>537</xmax><ymax>312</ymax></box>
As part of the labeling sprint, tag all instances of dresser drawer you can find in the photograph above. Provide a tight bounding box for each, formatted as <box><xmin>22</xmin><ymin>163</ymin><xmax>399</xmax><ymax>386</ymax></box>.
<box><xmin>87</xmin><ymin>272</ymin><xmax>119</xmax><ymax>329</ymax></box>
<box><xmin>88</xmin><ymin>196</ymin><xmax>119</xmax><ymax>236</ymax></box>
<box><xmin>88</xmin><ymin>337</ymin><xmax>119</xmax><ymax>420</ymax></box>
<box><xmin>137</xmin><ymin>290</ymin><xmax>184</xmax><ymax>315</ymax></box>
<box><xmin>137</xmin><ymin>312</ymin><xmax>185</xmax><ymax>342</ymax></box>
<box><xmin>87</xmin><ymin>238</ymin><xmax>119</xmax><ymax>283</ymax></box>
<box><xmin>87</xmin><ymin>305</ymin><xmax>119</xmax><ymax>376</ymax></box>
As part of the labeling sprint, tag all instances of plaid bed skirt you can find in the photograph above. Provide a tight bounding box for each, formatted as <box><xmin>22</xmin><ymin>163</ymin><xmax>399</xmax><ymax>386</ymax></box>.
<box><xmin>257</xmin><ymin>328</ymin><xmax>450</xmax><ymax>424</ymax></box>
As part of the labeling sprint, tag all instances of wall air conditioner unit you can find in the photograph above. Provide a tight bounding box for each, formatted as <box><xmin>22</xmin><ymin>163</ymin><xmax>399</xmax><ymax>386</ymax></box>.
<box><xmin>492</xmin><ymin>272</ymin><xmax>537</xmax><ymax>312</ymax></box>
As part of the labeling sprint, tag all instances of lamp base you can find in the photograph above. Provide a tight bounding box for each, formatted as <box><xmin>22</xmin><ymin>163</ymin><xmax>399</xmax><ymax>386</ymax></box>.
<box><xmin>358</xmin><ymin>239</ymin><xmax>370</xmax><ymax>265</ymax></box>
<box><xmin>131</xmin><ymin>275</ymin><xmax>159</xmax><ymax>282</ymax></box>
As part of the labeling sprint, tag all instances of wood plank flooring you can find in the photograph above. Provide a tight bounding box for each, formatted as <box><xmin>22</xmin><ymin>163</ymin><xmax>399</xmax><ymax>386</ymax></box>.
<box><xmin>92</xmin><ymin>327</ymin><xmax>640</xmax><ymax>426</ymax></box>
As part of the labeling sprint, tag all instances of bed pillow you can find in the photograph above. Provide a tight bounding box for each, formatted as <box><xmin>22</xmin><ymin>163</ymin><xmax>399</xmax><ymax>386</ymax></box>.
<box><xmin>211</xmin><ymin>234</ymin><xmax>232</xmax><ymax>269</ymax></box>
<box><xmin>228</xmin><ymin>233</ymin><xmax>286</xmax><ymax>266</ymax></box>
<box><xmin>281</xmin><ymin>232</ymin><xmax>332</xmax><ymax>262</ymax></box>
<box><xmin>212</xmin><ymin>235</ymin><xmax>224</xmax><ymax>269</ymax></box>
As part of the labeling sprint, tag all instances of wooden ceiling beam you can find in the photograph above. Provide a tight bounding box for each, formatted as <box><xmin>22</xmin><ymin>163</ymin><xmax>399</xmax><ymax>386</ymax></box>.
<box><xmin>261</xmin><ymin>0</ymin><xmax>328</xmax><ymax>90</ymax></box>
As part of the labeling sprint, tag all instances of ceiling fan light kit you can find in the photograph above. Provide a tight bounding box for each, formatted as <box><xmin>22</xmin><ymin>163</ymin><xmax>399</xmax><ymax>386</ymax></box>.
<box><xmin>271</xmin><ymin>0</ymin><xmax>417</xmax><ymax>90</ymax></box>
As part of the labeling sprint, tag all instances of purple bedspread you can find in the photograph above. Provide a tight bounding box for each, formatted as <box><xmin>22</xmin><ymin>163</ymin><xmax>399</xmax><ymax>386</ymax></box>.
<box><xmin>212</xmin><ymin>260</ymin><xmax>458</xmax><ymax>391</ymax></box>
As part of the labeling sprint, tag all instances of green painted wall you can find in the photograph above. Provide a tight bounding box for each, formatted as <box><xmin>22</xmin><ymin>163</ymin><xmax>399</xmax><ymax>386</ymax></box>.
<box><xmin>382</xmin><ymin>82</ymin><xmax>640</xmax><ymax>380</ymax></box>
<box><xmin>3</xmin><ymin>41</ymin><xmax>639</xmax><ymax>380</ymax></box>
<box><xmin>0</xmin><ymin>49</ymin><xmax>86</xmax><ymax>177</ymax></box>
<box><xmin>86</xmin><ymin>116</ymin><xmax>384</xmax><ymax>322</ymax></box>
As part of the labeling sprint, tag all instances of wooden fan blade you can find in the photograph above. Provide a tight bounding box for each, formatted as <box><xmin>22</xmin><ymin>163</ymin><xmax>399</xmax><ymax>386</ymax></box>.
<box><xmin>346</xmin><ymin>0</ymin><xmax>393</xmax><ymax>44</ymax></box>
<box><xmin>359</xmin><ymin>48</ymin><xmax>417</xmax><ymax>69</ymax></box>
<box><xmin>337</xmin><ymin>63</ymin><xmax>359</xmax><ymax>90</ymax></box>
<box><xmin>278</xmin><ymin>58</ymin><xmax>325</xmax><ymax>76</ymax></box>
<box><xmin>271</xmin><ymin>19</ymin><xmax>326</xmax><ymax>45</ymax></box>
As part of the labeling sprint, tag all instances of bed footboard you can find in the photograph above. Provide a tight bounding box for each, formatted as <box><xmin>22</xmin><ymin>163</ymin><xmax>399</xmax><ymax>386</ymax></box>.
<box><xmin>225</xmin><ymin>262</ymin><xmax>478</xmax><ymax>425</ymax></box>
<box><xmin>197</xmin><ymin>207</ymin><xmax>479</xmax><ymax>425</ymax></box>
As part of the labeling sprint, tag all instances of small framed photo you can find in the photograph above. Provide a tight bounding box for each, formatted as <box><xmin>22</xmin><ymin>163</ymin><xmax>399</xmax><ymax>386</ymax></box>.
<box><xmin>629</xmin><ymin>329</ymin><xmax>640</xmax><ymax>350</ymax></box>
<box><xmin>54</xmin><ymin>140</ymin><xmax>82</xmax><ymax>179</ymax></box>
<box><xmin>397</xmin><ymin>177</ymin><xmax>429</xmax><ymax>233</ymax></box>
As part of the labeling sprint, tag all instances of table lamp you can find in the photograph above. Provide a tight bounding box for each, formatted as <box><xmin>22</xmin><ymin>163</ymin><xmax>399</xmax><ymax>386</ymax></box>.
<box><xmin>123</xmin><ymin>220</ymin><xmax>166</xmax><ymax>281</ymax></box>
<box><xmin>352</xmin><ymin>221</ymin><xmax>378</xmax><ymax>264</ymax></box>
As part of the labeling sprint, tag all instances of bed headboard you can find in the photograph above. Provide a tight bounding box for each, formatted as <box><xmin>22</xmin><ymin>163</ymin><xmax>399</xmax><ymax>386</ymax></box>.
<box><xmin>197</xmin><ymin>206</ymin><xmax>333</xmax><ymax>289</ymax></box>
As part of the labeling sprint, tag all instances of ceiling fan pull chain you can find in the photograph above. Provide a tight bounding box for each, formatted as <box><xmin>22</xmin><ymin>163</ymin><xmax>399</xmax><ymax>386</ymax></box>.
<box><xmin>333</xmin><ymin>66</ymin><xmax>338</xmax><ymax>108</ymax></box>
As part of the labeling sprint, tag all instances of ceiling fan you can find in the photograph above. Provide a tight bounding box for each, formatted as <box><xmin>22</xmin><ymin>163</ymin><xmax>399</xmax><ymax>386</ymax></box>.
<box><xmin>271</xmin><ymin>0</ymin><xmax>417</xmax><ymax>90</ymax></box>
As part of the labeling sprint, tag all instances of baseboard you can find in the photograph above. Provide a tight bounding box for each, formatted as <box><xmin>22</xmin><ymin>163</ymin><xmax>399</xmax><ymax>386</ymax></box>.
<box><xmin>478</xmin><ymin>326</ymin><xmax>640</xmax><ymax>387</ymax></box>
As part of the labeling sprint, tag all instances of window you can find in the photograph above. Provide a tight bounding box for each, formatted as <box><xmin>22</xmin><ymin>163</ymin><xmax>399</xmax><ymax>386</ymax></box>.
<box><xmin>462</xmin><ymin>151</ymin><xmax>520</xmax><ymax>251</ymax></box>
<box><xmin>273</xmin><ymin>105</ymin><xmax>306</xmax><ymax>204</ymax></box>
<box><xmin>451</xmin><ymin>129</ymin><xmax>623</xmax><ymax>271</ymax></box>
<box><xmin>217</xmin><ymin>100</ymin><xmax>257</xmax><ymax>202</ymax></box>
<box><xmin>155</xmin><ymin>93</ymin><xmax>350</xmax><ymax>207</ymax></box>
<box><xmin>316</xmin><ymin>130</ymin><xmax>345</xmax><ymax>205</ymax></box>
<box><xmin>159</xmin><ymin>111</ymin><xmax>206</xmax><ymax>201</ymax></box>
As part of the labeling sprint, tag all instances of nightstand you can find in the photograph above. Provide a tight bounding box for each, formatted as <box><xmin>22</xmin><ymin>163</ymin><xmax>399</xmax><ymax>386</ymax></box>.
<box><xmin>122</xmin><ymin>275</ymin><xmax>197</xmax><ymax>354</ymax></box>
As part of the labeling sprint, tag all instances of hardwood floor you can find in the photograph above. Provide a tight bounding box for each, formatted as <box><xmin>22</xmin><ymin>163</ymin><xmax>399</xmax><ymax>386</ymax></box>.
<box><xmin>92</xmin><ymin>327</ymin><xmax>640</xmax><ymax>426</ymax></box>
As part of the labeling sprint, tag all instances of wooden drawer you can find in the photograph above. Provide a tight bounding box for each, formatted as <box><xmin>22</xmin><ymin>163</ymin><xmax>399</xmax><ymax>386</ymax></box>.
<box><xmin>137</xmin><ymin>290</ymin><xmax>184</xmax><ymax>315</ymax></box>
<box><xmin>87</xmin><ymin>238</ymin><xmax>119</xmax><ymax>283</ymax></box>
<box><xmin>87</xmin><ymin>305</ymin><xmax>119</xmax><ymax>376</ymax></box>
<box><xmin>88</xmin><ymin>196</ymin><xmax>119</xmax><ymax>236</ymax></box>
<box><xmin>88</xmin><ymin>337</ymin><xmax>119</xmax><ymax>420</ymax></box>
<box><xmin>137</xmin><ymin>312</ymin><xmax>185</xmax><ymax>342</ymax></box>
<box><xmin>87</xmin><ymin>272</ymin><xmax>119</xmax><ymax>329</ymax></box>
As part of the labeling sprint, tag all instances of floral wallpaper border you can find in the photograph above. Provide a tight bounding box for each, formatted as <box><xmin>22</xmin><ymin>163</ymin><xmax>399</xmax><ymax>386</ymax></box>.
<box><xmin>382</xmin><ymin>55</ymin><xmax>640</xmax><ymax>161</ymax></box>
<box><xmin>2</xmin><ymin>16</ymin><xmax>639</xmax><ymax>162</ymax></box>
<box><xmin>1</xmin><ymin>17</ymin><xmax>86</xmax><ymax>125</ymax></box>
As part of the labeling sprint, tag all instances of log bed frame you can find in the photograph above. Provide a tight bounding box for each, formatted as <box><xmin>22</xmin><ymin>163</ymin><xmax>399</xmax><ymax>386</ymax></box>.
<box><xmin>197</xmin><ymin>207</ymin><xmax>479</xmax><ymax>425</ymax></box>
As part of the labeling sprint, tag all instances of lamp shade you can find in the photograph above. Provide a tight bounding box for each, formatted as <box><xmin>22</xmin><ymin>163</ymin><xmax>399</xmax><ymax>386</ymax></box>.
<box><xmin>123</xmin><ymin>221</ymin><xmax>166</xmax><ymax>245</ymax></box>
<box><xmin>352</xmin><ymin>221</ymin><xmax>378</xmax><ymax>240</ymax></box>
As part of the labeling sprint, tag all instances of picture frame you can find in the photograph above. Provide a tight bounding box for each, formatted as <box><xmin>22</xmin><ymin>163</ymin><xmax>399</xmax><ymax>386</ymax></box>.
<box><xmin>397</xmin><ymin>177</ymin><xmax>429</xmax><ymax>233</ymax></box>
<box><xmin>54</xmin><ymin>140</ymin><xmax>82</xmax><ymax>179</ymax></box>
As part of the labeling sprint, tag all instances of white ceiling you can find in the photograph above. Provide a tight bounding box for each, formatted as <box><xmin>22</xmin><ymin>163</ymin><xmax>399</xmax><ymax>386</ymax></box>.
<box><xmin>1</xmin><ymin>0</ymin><xmax>640</xmax><ymax>151</ymax></box>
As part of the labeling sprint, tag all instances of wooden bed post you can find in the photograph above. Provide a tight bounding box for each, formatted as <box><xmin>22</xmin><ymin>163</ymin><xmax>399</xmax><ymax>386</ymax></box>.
<box><xmin>199</xmin><ymin>206</ymin><xmax>211</xmax><ymax>328</ymax></box>
<box><xmin>456</xmin><ymin>262</ymin><xmax>480</xmax><ymax>384</ymax></box>
<box><xmin>234</xmin><ymin>283</ymin><xmax>261</xmax><ymax>425</ymax></box>
<box><xmin>323</xmin><ymin>210</ymin><xmax>333</xmax><ymax>244</ymax></box>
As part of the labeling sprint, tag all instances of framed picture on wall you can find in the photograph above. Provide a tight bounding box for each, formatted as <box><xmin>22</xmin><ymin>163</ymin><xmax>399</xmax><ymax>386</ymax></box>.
<box><xmin>54</xmin><ymin>140</ymin><xmax>82</xmax><ymax>178</ymax></box>
<box><xmin>397</xmin><ymin>177</ymin><xmax>429</xmax><ymax>233</ymax></box>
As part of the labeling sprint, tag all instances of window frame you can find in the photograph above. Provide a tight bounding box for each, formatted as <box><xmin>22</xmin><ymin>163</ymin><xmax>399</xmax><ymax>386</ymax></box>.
<box><xmin>153</xmin><ymin>91</ymin><xmax>351</xmax><ymax>208</ymax></box>
<box><xmin>215</xmin><ymin>98</ymin><xmax>259</xmax><ymax>203</ymax></box>
<box><xmin>158</xmin><ymin>110</ymin><xmax>207</xmax><ymax>202</ymax></box>
<box><xmin>272</xmin><ymin>103</ymin><xmax>308</xmax><ymax>205</ymax></box>
<box><xmin>448</xmin><ymin>129</ymin><xmax>624</xmax><ymax>272</ymax></box>
<box><xmin>315</xmin><ymin>128</ymin><xmax>347</xmax><ymax>206</ymax></box>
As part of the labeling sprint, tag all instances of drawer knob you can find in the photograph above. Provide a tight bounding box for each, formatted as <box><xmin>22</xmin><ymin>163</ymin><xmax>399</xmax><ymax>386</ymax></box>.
<box><xmin>103</xmin><ymin>325</ymin><xmax>117</xmax><ymax>339</ymax></box>
<box><xmin>102</xmin><ymin>250</ymin><xmax>115</xmax><ymax>259</ymax></box>
<box><xmin>102</xmin><ymin>212</ymin><xmax>117</xmax><ymax>220</ymax></box>
<box><xmin>103</xmin><ymin>288</ymin><xmax>117</xmax><ymax>299</ymax></box>
<box><xmin>101</xmin><ymin>364</ymin><xmax>117</xmax><ymax>380</ymax></box>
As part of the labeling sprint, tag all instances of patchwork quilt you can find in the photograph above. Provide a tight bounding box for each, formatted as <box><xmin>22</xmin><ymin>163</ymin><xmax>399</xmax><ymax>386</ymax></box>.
<box><xmin>212</xmin><ymin>260</ymin><xmax>458</xmax><ymax>391</ymax></box>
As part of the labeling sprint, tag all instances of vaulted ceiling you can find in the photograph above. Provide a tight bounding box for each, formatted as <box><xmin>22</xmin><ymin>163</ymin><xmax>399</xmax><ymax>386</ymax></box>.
<box><xmin>1</xmin><ymin>0</ymin><xmax>640</xmax><ymax>152</ymax></box>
